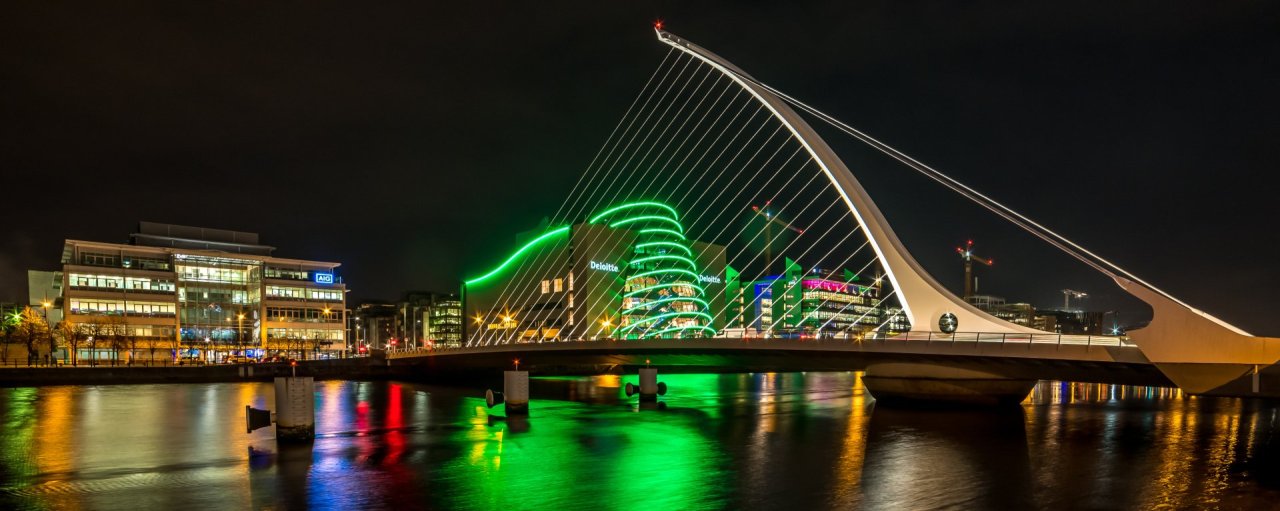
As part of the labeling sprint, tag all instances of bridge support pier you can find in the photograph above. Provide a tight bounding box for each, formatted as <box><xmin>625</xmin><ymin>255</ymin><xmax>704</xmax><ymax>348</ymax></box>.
<box><xmin>861</xmin><ymin>363</ymin><xmax>1036</xmax><ymax>407</ymax></box>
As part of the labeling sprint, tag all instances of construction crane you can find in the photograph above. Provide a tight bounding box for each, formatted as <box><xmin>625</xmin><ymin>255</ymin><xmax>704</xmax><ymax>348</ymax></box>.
<box><xmin>955</xmin><ymin>239</ymin><xmax>992</xmax><ymax>300</ymax></box>
<box><xmin>751</xmin><ymin>200</ymin><xmax>804</xmax><ymax>273</ymax></box>
<box><xmin>1061</xmin><ymin>289</ymin><xmax>1088</xmax><ymax>310</ymax></box>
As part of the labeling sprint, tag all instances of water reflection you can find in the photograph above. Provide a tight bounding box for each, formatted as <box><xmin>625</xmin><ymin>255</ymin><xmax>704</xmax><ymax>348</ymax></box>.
<box><xmin>2</xmin><ymin>376</ymin><xmax>1280</xmax><ymax>510</ymax></box>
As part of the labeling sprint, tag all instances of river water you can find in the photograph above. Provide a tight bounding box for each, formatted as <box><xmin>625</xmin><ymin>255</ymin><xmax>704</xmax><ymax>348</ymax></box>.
<box><xmin>2</xmin><ymin>373</ymin><xmax>1278</xmax><ymax>510</ymax></box>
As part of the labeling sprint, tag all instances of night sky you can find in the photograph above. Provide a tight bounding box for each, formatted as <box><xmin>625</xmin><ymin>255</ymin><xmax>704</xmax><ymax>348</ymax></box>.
<box><xmin>3</xmin><ymin>2</ymin><xmax>1278</xmax><ymax>333</ymax></box>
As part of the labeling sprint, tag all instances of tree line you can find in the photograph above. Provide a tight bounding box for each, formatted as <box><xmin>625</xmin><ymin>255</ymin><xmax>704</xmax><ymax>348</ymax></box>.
<box><xmin>0</xmin><ymin>306</ymin><xmax>176</xmax><ymax>366</ymax></box>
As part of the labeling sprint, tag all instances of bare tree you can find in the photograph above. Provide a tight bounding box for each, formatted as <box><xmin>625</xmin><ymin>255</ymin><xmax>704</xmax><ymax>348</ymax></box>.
<box><xmin>289</xmin><ymin>335</ymin><xmax>307</xmax><ymax>360</ymax></box>
<box><xmin>119</xmin><ymin>324</ymin><xmax>142</xmax><ymax>365</ymax></box>
<box><xmin>102</xmin><ymin>315</ymin><xmax>129</xmax><ymax>365</ymax></box>
<box><xmin>55</xmin><ymin>321</ymin><xmax>84</xmax><ymax>366</ymax></box>
<box><xmin>82</xmin><ymin>319</ymin><xmax>111</xmax><ymax>366</ymax></box>
<box><xmin>167</xmin><ymin>330</ymin><xmax>182</xmax><ymax>364</ymax></box>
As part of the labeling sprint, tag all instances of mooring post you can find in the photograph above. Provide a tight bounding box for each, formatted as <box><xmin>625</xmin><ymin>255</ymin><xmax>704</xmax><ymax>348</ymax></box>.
<box><xmin>273</xmin><ymin>376</ymin><xmax>315</xmax><ymax>442</ymax></box>
<box><xmin>626</xmin><ymin>360</ymin><xmax>668</xmax><ymax>402</ymax></box>
<box><xmin>504</xmin><ymin>370</ymin><xmax>530</xmax><ymax>415</ymax></box>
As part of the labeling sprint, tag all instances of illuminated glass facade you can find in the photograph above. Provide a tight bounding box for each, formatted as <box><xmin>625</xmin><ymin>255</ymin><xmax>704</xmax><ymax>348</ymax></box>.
<box><xmin>59</xmin><ymin>223</ymin><xmax>346</xmax><ymax>362</ymax></box>
<box><xmin>729</xmin><ymin>265</ymin><xmax>889</xmax><ymax>338</ymax></box>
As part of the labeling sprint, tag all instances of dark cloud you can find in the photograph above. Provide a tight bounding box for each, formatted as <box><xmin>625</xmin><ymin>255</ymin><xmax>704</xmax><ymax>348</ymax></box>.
<box><xmin>2</xmin><ymin>2</ymin><xmax>1278</xmax><ymax>332</ymax></box>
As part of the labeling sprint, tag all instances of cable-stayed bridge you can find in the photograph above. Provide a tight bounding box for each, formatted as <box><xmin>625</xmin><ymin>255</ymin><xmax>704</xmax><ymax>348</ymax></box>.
<box><xmin>392</xmin><ymin>29</ymin><xmax>1279</xmax><ymax>402</ymax></box>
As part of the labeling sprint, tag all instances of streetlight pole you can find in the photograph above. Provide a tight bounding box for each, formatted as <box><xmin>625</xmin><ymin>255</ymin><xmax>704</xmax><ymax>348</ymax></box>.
<box><xmin>40</xmin><ymin>300</ymin><xmax>51</xmax><ymax>366</ymax></box>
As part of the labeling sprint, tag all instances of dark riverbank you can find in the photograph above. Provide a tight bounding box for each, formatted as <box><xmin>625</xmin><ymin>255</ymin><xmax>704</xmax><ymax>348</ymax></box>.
<box><xmin>0</xmin><ymin>358</ymin><xmax>401</xmax><ymax>387</ymax></box>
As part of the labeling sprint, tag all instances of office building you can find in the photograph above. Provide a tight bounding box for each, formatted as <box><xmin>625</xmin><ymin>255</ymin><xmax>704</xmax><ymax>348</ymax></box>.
<box><xmin>59</xmin><ymin>222</ymin><xmax>347</xmax><ymax>362</ymax></box>
<box><xmin>398</xmin><ymin>292</ymin><xmax>463</xmax><ymax>348</ymax></box>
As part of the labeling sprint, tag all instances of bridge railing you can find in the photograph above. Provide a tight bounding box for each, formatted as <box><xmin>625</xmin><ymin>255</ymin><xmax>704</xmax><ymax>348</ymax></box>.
<box><xmin>385</xmin><ymin>331</ymin><xmax>1134</xmax><ymax>357</ymax></box>
<box><xmin>862</xmin><ymin>331</ymin><xmax>1132</xmax><ymax>347</ymax></box>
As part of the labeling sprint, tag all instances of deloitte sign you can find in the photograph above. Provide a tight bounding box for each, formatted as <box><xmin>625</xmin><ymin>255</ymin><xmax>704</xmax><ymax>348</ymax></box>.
<box><xmin>697</xmin><ymin>274</ymin><xmax>722</xmax><ymax>284</ymax></box>
<box><xmin>589</xmin><ymin>260</ymin><xmax>620</xmax><ymax>273</ymax></box>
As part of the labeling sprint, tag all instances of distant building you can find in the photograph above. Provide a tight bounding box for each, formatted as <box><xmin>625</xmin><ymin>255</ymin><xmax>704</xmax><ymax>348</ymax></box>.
<box><xmin>1033</xmin><ymin>309</ymin><xmax>1106</xmax><ymax>335</ymax></box>
<box><xmin>965</xmin><ymin>295</ymin><xmax>1035</xmax><ymax>327</ymax></box>
<box><xmin>398</xmin><ymin>292</ymin><xmax>462</xmax><ymax>349</ymax></box>
<box><xmin>353</xmin><ymin>302</ymin><xmax>398</xmax><ymax>349</ymax></box>
<box><xmin>725</xmin><ymin>263</ymin><xmax>891</xmax><ymax>338</ymax></box>
<box><xmin>27</xmin><ymin>270</ymin><xmax>64</xmax><ymax>327</ymax></box>
<box><xmin>58</xmin><ymin>222</ymin><xmax>347</xmax><ymax>363</ymax></box>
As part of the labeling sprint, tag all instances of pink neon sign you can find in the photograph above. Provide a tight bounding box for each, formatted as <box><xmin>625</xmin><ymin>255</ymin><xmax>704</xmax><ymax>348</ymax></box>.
<box><xmin>801</xmin><ymin>279</ymin><xmax>848</xmax><ymax>293</ymax></box>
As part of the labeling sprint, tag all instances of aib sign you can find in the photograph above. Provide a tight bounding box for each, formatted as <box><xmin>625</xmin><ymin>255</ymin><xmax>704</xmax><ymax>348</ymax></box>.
<box><xmin>314</xmin><ymin>272</ymin><xmax>335</xmax><ymax>284</ymax></box>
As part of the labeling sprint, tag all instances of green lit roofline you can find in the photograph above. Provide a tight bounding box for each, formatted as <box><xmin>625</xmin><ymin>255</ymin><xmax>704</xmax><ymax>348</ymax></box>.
<box><xmin>588</xmin><ymin>201</ymin><xmax>680</xmax><ymax>224</ymax></box>
<box><xmin>622</xmin><ymin>296</ymin><xmax>711</xmax><ymax>315</ymax></box>
<box><xmin>630</xmin><ymin>254</ymin><xmax>697</xmax><ymax>269</ymax></box>
<box><xmin>636</xmin><ymin>241</ymin><xmax>693</xmax><ymax>256</ymax></box>
<box><xmin>630</xmin><ymin>268</ymin><xmax>700</xmax><ymax>282</ymax></box>
<box><xmin>611</xmin><ymin>215</ymin><xmax>684</xmax><ymax>231</ymax></box>
<box><xmin>617</xmin><ymin>310</ymin><xmax>715</xmax><ymax>333</ymax></box>
<box><xmin>642</xmin><ymin>325</ymin><xmax>718</xmax><ymax>339</ymax></box>
<box><xmin>639</xmin><ymin>228</ymin><xmax>686</xmax><ymax>240</ymax></box>
<box><xmin>624</xmin><ymin>282</ymin><xmax>706</xmax><ymax>298</ymax></box>
<box><xmin>463</xmin><ymin>226</ymin><xmax>570</xmax><ymax>286</ymax></box>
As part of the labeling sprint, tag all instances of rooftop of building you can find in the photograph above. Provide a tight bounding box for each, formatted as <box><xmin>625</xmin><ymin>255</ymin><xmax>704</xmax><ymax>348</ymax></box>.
<box><xmin>61</xmin><ymin>222</ymin><xmax>340</xmax><ymax>268</ymax></box>
<box><xmin>131</xmin><ymin>221</ymin><xmax>275</xmax><ymax>255</ymax></box>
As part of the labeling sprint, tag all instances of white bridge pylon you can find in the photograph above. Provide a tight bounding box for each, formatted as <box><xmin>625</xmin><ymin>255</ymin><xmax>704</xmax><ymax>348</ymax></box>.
<box><xmin>656</xmin><ymin>30</ymin><xmax>1041</xmax><ymax>336</ymax></box>
<box><xmin>658</xmin><ymin>29</ymin><xmax>1280</xmax><ymax>387</ymax></box>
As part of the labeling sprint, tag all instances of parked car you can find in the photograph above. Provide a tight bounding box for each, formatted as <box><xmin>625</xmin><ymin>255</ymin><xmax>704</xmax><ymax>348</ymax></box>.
<box><xmin>224</xmin><ymin>356</ymin><xmax>252</xmax><ymax>364</ymax></box>
<box><xmin>177</xmin><ymin>356</ymin><xmax>206</xmax><ymax>366</ymax></box>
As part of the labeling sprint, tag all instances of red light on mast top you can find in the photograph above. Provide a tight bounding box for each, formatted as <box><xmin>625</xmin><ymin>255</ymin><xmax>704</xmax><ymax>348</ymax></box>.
<box><xmin>654</xmin><ymin>19</ymin><xmax>664</xmax><ymax>30</ymax></box>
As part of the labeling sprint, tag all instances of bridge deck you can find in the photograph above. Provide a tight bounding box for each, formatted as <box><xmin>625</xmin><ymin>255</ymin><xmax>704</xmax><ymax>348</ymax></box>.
<box><xmin>385</xmin><ymin>335</ymin><xmax>1162</xmax><ymax>387</ymax></box>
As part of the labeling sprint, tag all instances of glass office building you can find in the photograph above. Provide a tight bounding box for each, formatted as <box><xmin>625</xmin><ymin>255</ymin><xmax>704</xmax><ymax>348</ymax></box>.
<box><xmin>59</xmin><ymin>222</ymin><xmax>347</xmax><ymax>362</ymax></box>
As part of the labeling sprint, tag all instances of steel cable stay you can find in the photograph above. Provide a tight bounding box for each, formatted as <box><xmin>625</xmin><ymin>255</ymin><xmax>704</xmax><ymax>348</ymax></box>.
<box><xmin>486</xmin><ymin>69</ymin><xmax>735</xmax><ymax>341</ymax></box>
<box><xmin>471</xmin><ymin>55</ymin><xmax>704</xmax><ymax>343</ymax></box>
<box><xmin>493</xmin><ymin>71</ymin><xmax>759</xmax><ymax>343</ymax></box>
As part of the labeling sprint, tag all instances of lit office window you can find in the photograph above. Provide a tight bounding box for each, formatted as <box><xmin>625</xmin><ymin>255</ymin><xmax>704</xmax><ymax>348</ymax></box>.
<box><xmin>554</xmin><ymin>278</ymin><xmax>563</xmax><ymax>292</ymax></box>
<box><xmin>541</xmin><ymin>280</ymin><xmax>550</xmax><ymax>294</ymax></box>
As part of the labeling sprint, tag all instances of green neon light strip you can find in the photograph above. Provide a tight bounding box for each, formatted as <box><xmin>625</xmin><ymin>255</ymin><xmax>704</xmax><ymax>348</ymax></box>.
<box><xmin>642</xmin><ymin>325</ymin><xmax>718</xmax><ymax>339</ymax></box>
<box><xmin>635</xmin><ymin>241</ymin><xmax>693</xmax><ymax>256</ymax></box>
<box><xmin>621</xmin><ymin>296</ymin><xmax>710</xmax><ymax>315</ymax></box>
<box><xmin>630</xmin><ymin>268</ymin><xmax>700</xmax><ymax>281</ymax></box>
<box><xmin>463</xmin><ymin>226</ymin><xmax>570</xmax><ymax>285</ymax></box>
<box><xmin>624</xmin><ymin>282</ymin><xmax>705</xmax><ymax>297</ymax></box>
<box><xmin>588</xmin><ymin>201</ymin><xmax>680</xmax><ymax>224</ymax></box>
<box><xmin>611</xmin><ymin>215</ymin><xmax>684</xmax><ymax>231</ymax></box>
<box><xmin>630</xmin><ymin>254</ymin><xmax>697</xmax><ymax>269</ymax></box>
<box><xmin>638</xmin><ymin>228</ymin><xmax>686</xmax><ymax>240</ymax></box>
<box><xmin>618</xmin><ymin>311</ymin><xmax>715</xmax><ymax>333</ymax></box>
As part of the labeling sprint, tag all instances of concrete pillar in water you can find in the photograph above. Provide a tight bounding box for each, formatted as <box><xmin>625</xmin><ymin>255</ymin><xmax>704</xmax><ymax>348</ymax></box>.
<box><xmin>504</xmin><ymin>370</ymin><xmax>529</xmax><ymax>415</ymax></box>
<box><xmin>626</xmin><ymin>368</ymin><xmax>668</xmax><ymax>402</ymax></box>
<box><xmin>639</xmin><ymin>367</ymin><xmax>659</xmax><ymax>402</ymax></box>
<box><xmin>274</xmin><ymin>377</ymin><xmax>315</xmax><ymax>442</ymax></box>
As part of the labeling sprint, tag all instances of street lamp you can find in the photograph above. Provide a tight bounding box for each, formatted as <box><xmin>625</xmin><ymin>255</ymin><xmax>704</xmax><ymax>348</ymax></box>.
<box><xmin>40</xmin><ymin>301</ymin><xmax>51</xmax><ymax>365</ymax></box>
<box><xmin>237</xmin><ymin>313</ymin><xmax>245</xmax><ymax>357</ymax></box>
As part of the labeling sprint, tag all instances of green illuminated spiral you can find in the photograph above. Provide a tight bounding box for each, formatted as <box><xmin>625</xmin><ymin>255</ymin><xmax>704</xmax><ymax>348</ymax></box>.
<box><xmin>590</xmin><ymin>201</ymin><xmax>713</xmax><ymax>339</ymax></box>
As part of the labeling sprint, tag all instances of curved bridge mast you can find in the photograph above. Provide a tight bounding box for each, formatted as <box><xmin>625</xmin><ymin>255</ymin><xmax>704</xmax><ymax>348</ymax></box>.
<box><xmin>655</xmin><ymin>29</ymin><xmax>1039</xmax><ymax>336</ymax></box>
